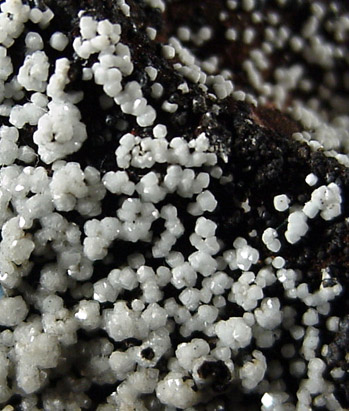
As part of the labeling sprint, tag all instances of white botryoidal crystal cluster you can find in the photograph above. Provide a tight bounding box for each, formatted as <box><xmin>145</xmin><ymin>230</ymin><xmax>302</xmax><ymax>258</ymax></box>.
<box><xmin>33</xmin><ymin>101</ymin><xmax>87</xmax><ymax>164</ymax></box>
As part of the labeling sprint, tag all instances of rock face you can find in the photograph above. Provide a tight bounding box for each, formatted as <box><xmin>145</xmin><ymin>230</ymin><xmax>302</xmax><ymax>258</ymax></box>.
<box><xmin>0</xmin><ymin>0</ymin><xmax>348</xmax><ymax>409</ymax></box>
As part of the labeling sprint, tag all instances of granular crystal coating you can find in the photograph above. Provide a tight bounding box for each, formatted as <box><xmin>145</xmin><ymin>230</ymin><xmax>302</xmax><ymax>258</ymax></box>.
<box><xmin>0</xmin><ymin>0</ymin><xmax>348</xmax><ymax>410</ymax></box>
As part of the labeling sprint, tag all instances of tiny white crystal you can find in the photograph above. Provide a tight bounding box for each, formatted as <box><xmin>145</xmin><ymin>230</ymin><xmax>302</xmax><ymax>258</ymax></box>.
<box><xmin>273</xmin><ymin>194</ymin><xmax>290</xmax><ymax>212</ymax></box>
